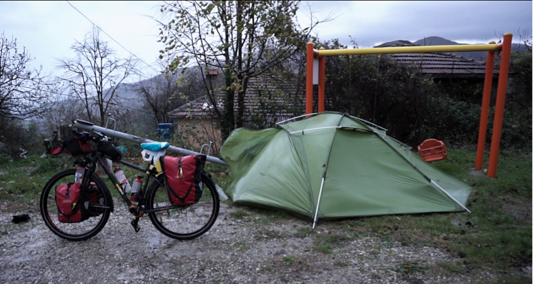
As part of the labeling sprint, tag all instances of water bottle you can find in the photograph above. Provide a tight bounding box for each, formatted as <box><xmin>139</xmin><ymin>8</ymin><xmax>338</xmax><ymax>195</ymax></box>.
<box><xmin>75</xmin><ymin>166</ymin><xmax>85</xmax><ymax>183</ymax></box>
<box><xmin>131</xmin><ymin>176</ymin><xmax>142</xmax><ymax>198</ymax></box>
<box><xmin>129</xmin><ymin>176</ymin><xmax>142</xmax><ymax>215</ymax></box>
<box><xmin>114</xmin><ymin>168</ymin><xmax>131</xmax><ymax>192</ymax></box>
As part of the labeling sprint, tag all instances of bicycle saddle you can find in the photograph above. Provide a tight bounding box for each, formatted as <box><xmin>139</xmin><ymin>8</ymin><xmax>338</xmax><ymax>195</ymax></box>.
<box><xmin>141</xmin><ymin>142</ymin><xmax>170</xmax><ymax>152</ymax></box>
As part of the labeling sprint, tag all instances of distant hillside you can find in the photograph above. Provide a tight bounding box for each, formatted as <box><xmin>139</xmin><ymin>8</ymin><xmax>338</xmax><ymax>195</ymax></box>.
<box><xmin>113</xmin><ymin>82</ymin><xmax>144</xmax><ymax>109</ymax></box>
<box><xmin>414</xmin><ymin>36</ymin><xmax>527</xmax><ymax>61</ymax></box>
<box><xmin>110</xmin><ymin>74</ymin><xmax>170</xmax><ymax>110</ymax></box>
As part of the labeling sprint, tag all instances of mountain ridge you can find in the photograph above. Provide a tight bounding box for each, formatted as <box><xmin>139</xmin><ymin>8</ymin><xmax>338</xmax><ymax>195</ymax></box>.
<box><xmin>414</xmin><ymin>36</ymin><xmax>527</xmax><ymax>61</ymax></box>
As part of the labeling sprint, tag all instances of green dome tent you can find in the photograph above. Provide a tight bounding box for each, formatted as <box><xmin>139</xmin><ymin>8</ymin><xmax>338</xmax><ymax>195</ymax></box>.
<box><xmin>220</xmin><ymin>112</ymin><xmax>471</xmax><ymax>227</ymax></box>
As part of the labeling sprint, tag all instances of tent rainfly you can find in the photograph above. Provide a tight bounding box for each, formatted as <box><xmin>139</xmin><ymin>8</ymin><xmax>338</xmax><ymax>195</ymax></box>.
<box><xmin>220</xmin><ymin>112</ymin><xmax>471</xmax><ymax>227</ymax></box>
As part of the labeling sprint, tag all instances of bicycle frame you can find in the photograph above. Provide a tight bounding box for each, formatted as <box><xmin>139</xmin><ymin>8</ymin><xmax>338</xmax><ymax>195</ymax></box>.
<box><xmin>82</xmin><ymin>150</ymin><xmax>160</xmax><ymax>216</ymax></box>
<box><xmin>85</xmin><ymin>148</ymin><xmax>206</xmax><ymax>217</ymax></box>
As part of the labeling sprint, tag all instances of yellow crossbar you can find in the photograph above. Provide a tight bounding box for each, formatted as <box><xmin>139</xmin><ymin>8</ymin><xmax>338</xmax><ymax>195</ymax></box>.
<box><xmin>314</xmin><ymin>43</ymin><xmax>501</xmax><ymax>57</ymax></box>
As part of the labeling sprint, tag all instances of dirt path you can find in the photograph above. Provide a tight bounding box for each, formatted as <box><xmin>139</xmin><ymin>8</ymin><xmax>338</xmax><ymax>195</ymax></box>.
<box><xmin>0</xmin><ymin>200</ymin><xmax>495</xmax><ymax>284</ymax></box>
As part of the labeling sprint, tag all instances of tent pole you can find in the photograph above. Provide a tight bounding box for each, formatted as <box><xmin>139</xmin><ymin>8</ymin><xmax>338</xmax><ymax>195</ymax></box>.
<box><xmin>431</xmin><ymin>180</ymin><xmax>471</xmax><ymax>213</ymax></box>
<box><xmin>312</xmin><ymin>113</ymin><xmax>346</xmax><ymax>228</ymax></box>
<box><xmin>312</xmin><ymin>173</ymin><xmax>326</xmax><ymax>229</ymax></box>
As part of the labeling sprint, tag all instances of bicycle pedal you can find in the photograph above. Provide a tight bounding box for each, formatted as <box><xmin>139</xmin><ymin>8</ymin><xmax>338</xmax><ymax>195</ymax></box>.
<box><xmin>131</xmin><ymin>218</ymin><xmax>141</xmax><ymax>233</ymax></box>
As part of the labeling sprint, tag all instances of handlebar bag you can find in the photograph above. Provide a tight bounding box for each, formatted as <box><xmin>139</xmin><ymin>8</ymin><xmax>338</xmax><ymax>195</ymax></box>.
<box><xmin>97</xmin><ymin>141</ymin><xmax>122</xmax><ymax>161</ymax></box>
<box><xmin>161</xmin><ymin>155</ymin><xmax>206</xmax><ymax>206</ymax></box>
<box><xmin>64</xmin><ymin>137</ymin><xmax>92</xmax><ymax>156</ymax></box>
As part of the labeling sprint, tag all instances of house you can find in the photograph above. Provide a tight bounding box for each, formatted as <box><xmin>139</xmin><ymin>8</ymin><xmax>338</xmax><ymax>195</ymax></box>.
<box><xmin>167</xmin><ymin>95</ymin><xmax>222</xmax><ymax>154</ymax></box>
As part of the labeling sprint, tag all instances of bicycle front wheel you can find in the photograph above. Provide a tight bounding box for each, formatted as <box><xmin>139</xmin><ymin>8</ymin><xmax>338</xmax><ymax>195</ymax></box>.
<box><xmin>146</xmin><ymin>172</ymin><xmax>220</xmax><ymax>240</ymax></box>
<box><xmin>40</xmin><ymin>169</ymin><xmax>113</xmax><ymax>241</ymax></box>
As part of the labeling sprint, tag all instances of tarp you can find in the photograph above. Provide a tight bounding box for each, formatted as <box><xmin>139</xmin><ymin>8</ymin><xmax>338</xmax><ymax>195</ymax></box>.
<box><xmin>220</xmin><ymin>112</ymin><xmax>471</xmax><ymax>225</ymax></box>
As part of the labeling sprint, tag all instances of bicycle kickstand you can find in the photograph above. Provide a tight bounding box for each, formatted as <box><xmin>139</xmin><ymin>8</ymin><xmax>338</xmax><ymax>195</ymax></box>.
<box><xmin>131</xmin><ymin>217</ymin><xmax>141</xmax><ymax>233</ymax></box>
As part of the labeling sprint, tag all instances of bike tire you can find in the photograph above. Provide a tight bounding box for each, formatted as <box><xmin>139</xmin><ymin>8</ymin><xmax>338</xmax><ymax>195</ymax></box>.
<box><xmin>146</xmin><ymin>172</ymin><xmax>220</xmax><ymax>240</ymax></box>
<box><xmin>40</xmin><ymin>169</ymin><xmax>112</xmax><ymax>241</ymax></box>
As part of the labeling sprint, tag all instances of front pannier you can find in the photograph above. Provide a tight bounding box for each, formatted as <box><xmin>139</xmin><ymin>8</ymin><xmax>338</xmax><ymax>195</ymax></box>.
<box><xmin>55</xmin><ymin>182</ymin><xmax>103</xmax><ymax>222</ymax></box>
<box><xmin>55</xmin><ymin>182</ymin><xmax>89</xmax><ymax>223</ymax></box>
<box><xmin>161</xmin><ymin>155</ymin><xmax>206</xmax><ymax>206</ymax></box>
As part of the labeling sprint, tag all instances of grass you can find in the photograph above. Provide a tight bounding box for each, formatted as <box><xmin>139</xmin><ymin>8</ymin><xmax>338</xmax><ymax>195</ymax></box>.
<box><xmin>1</xmin><ymin>146</ymin><xmax>531</xmax><ymax>282</ymax></box>
<box><xmin>282</xmin><ymin>256</ymin><xmax>294</xmax><ymax>264</ymax></box>
<box><xmin>337</xmin><ymin>147</ymin><xmax>532</xmax><ymax>282</ymax></box>
<box><xmin>313</xmin><ymin>230</ymin><xmax>354</xmax><ymax>254</ymax></box>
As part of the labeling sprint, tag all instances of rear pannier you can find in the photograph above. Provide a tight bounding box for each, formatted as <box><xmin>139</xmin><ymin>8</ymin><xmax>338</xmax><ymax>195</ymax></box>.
<box><xmin>161</xmin><ymin>155</ymin><xmax>206</xmax><ymax>206</ymax></box>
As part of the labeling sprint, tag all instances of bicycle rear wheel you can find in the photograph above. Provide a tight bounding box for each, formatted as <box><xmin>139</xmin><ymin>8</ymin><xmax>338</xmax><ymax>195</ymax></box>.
<box><xmin>40</xmin><ymin>169</ymin><xmax>113</xmax><ymax>241</ymax></box>
<box><xmin>146</xmin><ymin>172</ymin><xmax>220</xmax><ymax>240</ymax></box>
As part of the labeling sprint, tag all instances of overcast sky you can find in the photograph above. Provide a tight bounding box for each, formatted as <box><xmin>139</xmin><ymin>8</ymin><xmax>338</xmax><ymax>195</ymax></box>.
<box><xmin>1</xmin><ymin>1</ymin><xmax>531</xmax><ymax>81</ymax></box>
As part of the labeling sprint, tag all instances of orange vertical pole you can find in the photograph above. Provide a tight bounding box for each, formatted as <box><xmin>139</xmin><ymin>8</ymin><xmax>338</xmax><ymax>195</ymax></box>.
<box><xmin>318</xmin><ymin>48</ymin><xmax>326</xmax><ymax>112</ymax></box>
<box><xmin>475</xmin><ymin>41</ymin><xmax>496</xmax><ymax>170</ymax></box>
<box><xmin>306</xmin><ymin>42</ymin><xmax>314</xmax><ymax>114</ymax></box>
<box><xmin>488</xmin><ymin>33</ymin><xmax>513</xmax><ymax>178</ymax></box>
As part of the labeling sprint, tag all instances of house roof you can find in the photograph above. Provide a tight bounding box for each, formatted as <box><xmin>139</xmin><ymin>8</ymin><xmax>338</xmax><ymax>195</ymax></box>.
<box><xmin>168</xmin><ymin>74</ymin><xmax>303</xmax><ymax>127</ymax></box>
<box><xmin>375</xmin><ymin>40</ymin><xmax>498</xmax><ymax>78</ymax></box>
<box><xmin>167</xmin><ymin>96</ymin><xmax>216</xmax><ymax>119</ymax></box>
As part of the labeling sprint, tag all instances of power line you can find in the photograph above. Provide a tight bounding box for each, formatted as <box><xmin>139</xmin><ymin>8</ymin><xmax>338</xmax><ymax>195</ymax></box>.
<box><xmin>66</xmin><ymin>1</ymin><xmax>162</xmax><ymax>74</ymax></box>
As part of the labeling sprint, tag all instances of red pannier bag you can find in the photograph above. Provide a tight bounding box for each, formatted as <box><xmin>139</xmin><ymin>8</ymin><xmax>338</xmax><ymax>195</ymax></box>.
<box><xmin>55</xmin><ymin>182</ymin><xmax>87</xmax><ymax>222</ymax></box>
<box><xmin>161</xmin><ymin>155</ymin><xmax>206</xmax><ymax>206</ymax></box>
<box><xmin>55</xmin><ymin>182</ymin><xmax>102</xmax><ymax>222</ymax></box>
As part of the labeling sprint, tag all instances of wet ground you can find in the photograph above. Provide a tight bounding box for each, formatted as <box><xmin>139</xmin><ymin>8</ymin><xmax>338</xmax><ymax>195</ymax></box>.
<box><xmin>0</xmin><ymin>199</ymin><xmax>508</xmax><ymax>284</ymax></box>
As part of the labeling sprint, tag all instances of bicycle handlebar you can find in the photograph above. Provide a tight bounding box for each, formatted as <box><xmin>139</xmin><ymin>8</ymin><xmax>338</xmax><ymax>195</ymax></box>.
<box><xmin>73</xmin><ymin>119</ymin><xmax>228</xmax><ymax>166</ymax></box>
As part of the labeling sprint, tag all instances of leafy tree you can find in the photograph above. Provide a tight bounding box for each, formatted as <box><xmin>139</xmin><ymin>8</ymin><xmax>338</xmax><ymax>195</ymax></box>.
<box><xmin>58</xmin><ymin>28</ymin><xmax>139</xmax><ymax>126</ymax></box>
<box><xmin>158</xmin><ymin>0</ymin><xmax>323</xmax><ymax>140</ymax></box>
<box><xmin>0</xmin><ymin>32</ymin><xmax>50</xmax><ymax>120</ymax></box>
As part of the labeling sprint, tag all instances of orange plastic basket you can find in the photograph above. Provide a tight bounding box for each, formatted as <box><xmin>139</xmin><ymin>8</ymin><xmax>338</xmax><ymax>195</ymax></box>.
<box><xmin>418</xmin><ymin>139</ymin><xmax>447</xmax><ymax>162</ymax></box>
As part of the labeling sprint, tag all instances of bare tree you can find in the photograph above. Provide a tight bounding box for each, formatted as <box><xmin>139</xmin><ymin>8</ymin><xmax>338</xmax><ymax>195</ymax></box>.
<box><xmin>40</xmin><ymin>82</ymin><xmax>87</xmax><ymax>139</ymax></box>
<box><xmin>0</xmin><ymin>32</ymin><xmax>50</xmax><ymax>120</ymax></box>
<box><xmin>137</xmin><ymin>68</ymin><xmax>206</xmax><ymax>125</ymax></box>
<box><xmin>58</xmin><ymin>28</ymin><xmax>138</xmax><ymax>126</ymax></box>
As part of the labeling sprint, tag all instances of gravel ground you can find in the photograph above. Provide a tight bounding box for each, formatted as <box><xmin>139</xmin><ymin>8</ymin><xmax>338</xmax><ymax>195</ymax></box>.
<box><xmin>0</xmin><ymin>199</ymin><xmax>508</xmax><ymax>284</ymax></box>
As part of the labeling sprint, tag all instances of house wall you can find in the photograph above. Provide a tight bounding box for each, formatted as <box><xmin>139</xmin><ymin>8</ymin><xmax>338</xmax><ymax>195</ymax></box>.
<box><xmin>176</xmin><ymin>117</ymin><xmax>222</xmax><ymax>155</ymax></box>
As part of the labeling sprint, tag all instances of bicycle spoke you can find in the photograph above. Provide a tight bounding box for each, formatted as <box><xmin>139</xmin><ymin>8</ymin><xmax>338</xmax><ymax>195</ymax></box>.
<box><xmin>40</xmin><ymin>169</ymin><xmax>112</xmax><ymax>241</ymax></box>
<box><xmin>147</xmin><ymin>174</ymin><xmax>219</xmax><ymax>240</ymax></box>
